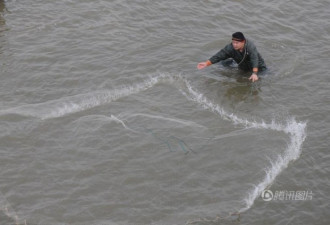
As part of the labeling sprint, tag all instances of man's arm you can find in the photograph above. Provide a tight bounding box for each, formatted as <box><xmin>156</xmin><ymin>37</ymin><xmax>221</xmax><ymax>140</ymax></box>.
<box><xmin>197</xmin><ymin>45</ymin><xmax>232</xmax><ymax>70</ymax></box>
<box><xmin>246</xmin><ymin>41</ymin><xmax>260</xmax><ymax>82</ymax></box>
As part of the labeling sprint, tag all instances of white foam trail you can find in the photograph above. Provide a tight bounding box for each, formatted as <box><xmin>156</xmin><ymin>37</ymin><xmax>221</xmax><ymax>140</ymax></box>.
<box><xmin>180</xmin><ymin>78</ymin><xmax>307</xmax><ymax>213</ymax></box>
<box><xmin>240</xmin><ymin>119</ymin><xmax>306</xmax><ymax>213</ymax></box>
<box><xmin>0</xmin><ymin>74</ymin><xmax>175</xmax><ymax>120</ymax></box>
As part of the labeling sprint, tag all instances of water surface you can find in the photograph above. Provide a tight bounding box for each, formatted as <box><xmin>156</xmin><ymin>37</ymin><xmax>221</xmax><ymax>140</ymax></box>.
<box><xmin>0</xmin><ymin>0</ymin><xmax>329</xmax><ymax>224</ymax></box>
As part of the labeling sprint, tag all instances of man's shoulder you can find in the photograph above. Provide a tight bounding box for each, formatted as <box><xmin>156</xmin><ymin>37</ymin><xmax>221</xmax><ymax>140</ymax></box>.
<box><xmin>246</xmin><ymin>39</ymin><xmax>257</xmax><ymax>50</ymax></box>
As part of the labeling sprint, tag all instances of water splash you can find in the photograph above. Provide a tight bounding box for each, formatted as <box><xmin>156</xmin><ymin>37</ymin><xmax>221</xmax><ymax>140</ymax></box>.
<box><xmin>240</xmin><ymin>119</ymin><xmax>306</xmax><ymax>212</ymax></box>
<box><xmin>0</xmin><ymin>73</ymin><xmax>176</xmax><ymax>120</ymax></box>
<box><xmin>180</xmin><ymin>77</ymin><xmax>307</xmax><ymax>213</ymax></box>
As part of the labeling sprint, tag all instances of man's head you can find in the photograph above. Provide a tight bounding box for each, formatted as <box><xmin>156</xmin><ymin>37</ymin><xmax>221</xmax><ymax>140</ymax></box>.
<box><xmin>232</xmin><ymin>32</ymin><xmax>245</xmax><ymax>51</ymax></box>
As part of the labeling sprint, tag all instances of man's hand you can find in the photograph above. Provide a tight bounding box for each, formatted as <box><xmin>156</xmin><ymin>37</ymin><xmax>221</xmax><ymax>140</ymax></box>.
<box><xmin>249</xmin><ymin>73</ymin><xmax>259</xmax><ymax>82</ymax></box>
<box><xmin>197</xmin><ymin>60</ymin><xmax>212</xmax><ymax>70</ymax></box>
<box><xmin>197</xmin><ymin>62</ymin><xmax>207</xmax><ymax>69</ymax></box>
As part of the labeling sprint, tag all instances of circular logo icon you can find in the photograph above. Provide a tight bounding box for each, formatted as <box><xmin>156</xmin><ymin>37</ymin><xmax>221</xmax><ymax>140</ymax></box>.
<box><xmin>261</xmin><ymin>190</ymin><xmax>273</xmax><ymax>201</ymax></box>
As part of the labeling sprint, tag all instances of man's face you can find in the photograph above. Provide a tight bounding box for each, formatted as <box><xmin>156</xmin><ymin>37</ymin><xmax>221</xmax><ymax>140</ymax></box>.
<box><xmin>232</xmin><ymin>40</ymin><xmax>245</xmax><ymax>51</ymax></box>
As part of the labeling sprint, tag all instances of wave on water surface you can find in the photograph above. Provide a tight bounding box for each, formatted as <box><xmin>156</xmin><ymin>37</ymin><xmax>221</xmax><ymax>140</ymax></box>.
<box><xmin>0</xmin><ymin>73</ymin><xmax>307</xmax><ymax>217</ymax></box>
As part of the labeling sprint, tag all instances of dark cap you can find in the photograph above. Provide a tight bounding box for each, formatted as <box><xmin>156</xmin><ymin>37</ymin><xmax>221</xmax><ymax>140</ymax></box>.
<box><xmin>232</xmin><ymin>32</ymin><xmax>245</xmax><ymax>42</ymax></box>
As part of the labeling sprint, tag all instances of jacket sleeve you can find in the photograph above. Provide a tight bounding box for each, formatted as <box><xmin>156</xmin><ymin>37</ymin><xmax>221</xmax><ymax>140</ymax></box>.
<box><xmin>209</xmin><ymin>44</ymin><xmax>232</xmax><ymax>64</ymax></box>
<box><xmin>247</xmin><ymin>41</ymin><xmax>259</xmax><ymax>69</ymax></box>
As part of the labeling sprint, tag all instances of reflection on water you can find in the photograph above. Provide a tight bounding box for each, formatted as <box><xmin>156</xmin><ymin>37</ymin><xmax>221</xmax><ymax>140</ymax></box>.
<box><xmin>207</xmin><ymin>66</ymin><xmax>262</xmax><ymax>104</ymax></box>
<box><xmin>222</xmin><ymin>81</ymin><xmax>261</xmax><ymax>104</ymax></box>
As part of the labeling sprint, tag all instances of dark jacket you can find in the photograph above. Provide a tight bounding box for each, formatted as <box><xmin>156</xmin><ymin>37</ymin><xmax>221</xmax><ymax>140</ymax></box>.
<box><xmin>209</xmin><ymin>39</ymin><xmax>267</xmax><ymax>71</ymax></box>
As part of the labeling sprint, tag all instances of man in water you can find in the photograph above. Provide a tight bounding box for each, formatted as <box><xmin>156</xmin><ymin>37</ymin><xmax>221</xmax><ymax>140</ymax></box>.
<box><xmin>197</xmin><ymin>32</ymin><xmax>267</xmax><ymax>82</ymax></box>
